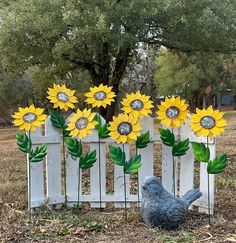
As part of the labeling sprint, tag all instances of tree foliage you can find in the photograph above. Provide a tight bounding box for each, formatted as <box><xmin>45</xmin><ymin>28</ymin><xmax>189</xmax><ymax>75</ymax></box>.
<box><xmin>155</xmin><ymin>50</ymin><xmax>236</xmax><ymax>110</ymax></box>
<box><xmin>0</xmin><ymin>0</ymin><xmax>236</xmax><ymax>118</ymax></box>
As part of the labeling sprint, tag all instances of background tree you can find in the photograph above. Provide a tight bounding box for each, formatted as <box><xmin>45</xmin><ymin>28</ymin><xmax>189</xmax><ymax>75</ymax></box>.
<box><xmin>0</xmin><ymin>0</ymin><xmax>236</xmax><ymax>119</ymax></box>
<box><xmin>155</xmin><ymin>50</ymin><xmax>236</xmax><ymax>111</ymax></box>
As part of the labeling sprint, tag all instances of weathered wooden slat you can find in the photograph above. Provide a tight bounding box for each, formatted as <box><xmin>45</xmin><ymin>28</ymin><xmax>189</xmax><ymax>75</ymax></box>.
<box><xmin>137</xmin><ymin>116</ymin><xmax>154</xmax><ymax>206</ymax></box>
<box><xmin>90</xmin><ymin>115</ymin><xmax>107</xmax><ymax>208</ymax></box>
<box><xmin>45</xmin><ymin>117</ymin><xmax>62</xmax><ymax>200</ymax></box>
<box><xmin>28</xmin><ymin>127</ymin><xmax>44</xmax><ymax>211</ymax></box>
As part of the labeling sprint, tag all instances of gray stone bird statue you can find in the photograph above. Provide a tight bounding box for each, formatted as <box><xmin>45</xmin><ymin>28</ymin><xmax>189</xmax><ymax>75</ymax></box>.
<box><xmin>141</xmin><ymin>176</ymin><xmax>202</xmax><ymax>230</ymax></box>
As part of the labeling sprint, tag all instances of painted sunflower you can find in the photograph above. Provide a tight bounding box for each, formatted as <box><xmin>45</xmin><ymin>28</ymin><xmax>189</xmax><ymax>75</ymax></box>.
<box><xmin>156</xmin><ymin>96</ymin><xmax>189</xmax><ymax>128</ymax></box>
<box><xmin>47</xmin><ymin>84</ymin><xmax>78</xmax><ymax>111</ymax></box>
<box><xmin>12</xmin><ymin>105</ymin><xmax>47</xmax><ymax>132</ymax></box>
<box><xmin>190</xmin><ymin>106</ymin><xmax>227</xmax><ymax>139</ymax></box>
<box><xmin>121</xmin><ymin>91</ymin><xmax>154</xmax><ymax>119</ymax></box>
<box><xmin>108</xmin><ymin>114</ymin><xmax>141</xmax><ymax>144</ymax></box>
<box><xmin>84</xmin><ymin>84</ymin><xmax>116</xmax><ymax>108</ymax></box>
<box><xmin>67</xmin><ymin>108</ymin><xmax>97</xmax><ymax>139</ymax></box>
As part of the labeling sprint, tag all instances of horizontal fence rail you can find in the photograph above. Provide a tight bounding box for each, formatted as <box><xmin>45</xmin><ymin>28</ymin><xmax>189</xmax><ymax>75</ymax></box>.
<box><xmin>27</xmin><ymin>116</ymin><xmax>216</xmax><ymax>214</ymax></box>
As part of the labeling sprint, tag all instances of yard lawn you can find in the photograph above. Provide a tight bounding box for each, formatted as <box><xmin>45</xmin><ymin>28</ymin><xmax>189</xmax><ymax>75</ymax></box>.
<box><xmin>0</xmin><ymin>112</ymin><xmax>236</xmax><ymax>242</ymax></box>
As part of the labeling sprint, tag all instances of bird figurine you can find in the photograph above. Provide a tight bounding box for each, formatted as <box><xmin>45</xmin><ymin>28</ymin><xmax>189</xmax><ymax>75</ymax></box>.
<box><xmin>141</xmin><ymin>176</ymin><xmax>202</xmax><ymax>230</ymax></box>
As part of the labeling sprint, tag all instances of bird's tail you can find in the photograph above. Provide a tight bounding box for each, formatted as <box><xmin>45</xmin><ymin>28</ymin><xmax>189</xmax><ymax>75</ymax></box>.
<box><xmin>181</xmin><ymin>188</ymin><xmax>202</xmax><ymax>207</ymax></box>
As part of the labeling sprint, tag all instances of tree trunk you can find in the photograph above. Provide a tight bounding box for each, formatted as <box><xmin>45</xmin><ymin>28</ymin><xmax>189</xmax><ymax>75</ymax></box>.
<box><xmin>85</xmin><ymin>46</ymin><xmax>130</xmax><ymax>121</ymax></box>
<box><xmin>106</xmin><ymin>83</ymin><xmax>119</xmax><ymax>121</ymax></box>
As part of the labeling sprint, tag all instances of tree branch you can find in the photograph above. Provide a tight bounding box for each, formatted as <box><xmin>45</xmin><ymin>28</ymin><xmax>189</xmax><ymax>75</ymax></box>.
<box><xmin>142</xmin><ymin>38</ymin><xmax>236</xmax><ymax>53</ymax></box>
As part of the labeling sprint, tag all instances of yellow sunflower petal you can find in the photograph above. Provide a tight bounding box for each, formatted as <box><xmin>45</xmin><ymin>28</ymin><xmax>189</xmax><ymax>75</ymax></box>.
<box><xmin>216</xmin><ymin>119</ymin><xmax>227</xmax><ymax>127</ymax></box>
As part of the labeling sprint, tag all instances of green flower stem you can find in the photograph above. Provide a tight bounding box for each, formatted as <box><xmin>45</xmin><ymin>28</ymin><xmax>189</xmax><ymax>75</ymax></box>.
<box><xmin>207</xmin><ymin>136</ymin><xmax>211</xmax><ymax>225</ymax></box>
<box><xmin>62</xmin><ymin>134</ymin><xmax>67</xmax><ymax>205</ymax></box>
<box><xmin>136</xmin><ymin>147</ymin><xmax>140</xmax><ymax>208</ymax></box>
<box><xmin>123</xmin><ymin>144</ymin><xmax>127</xmax><ymax>223</ymax></box>
<box><xmin>28</xmin><ymin>131</ymin><xmax>31</xmax><ymax>212</ymax></box>
<box><xmin>78</xmin><ymin>159</ymin><xmax>81</xmax><ymax>208</ymax></box>
<box><xmin>98</xmin><ymin>136</ymin><xmax>102</xmax><ymax>210</ymax></box>
<box><xmin>171</xmin><ymin>128</ymin><xmax>176</xmax><ymax>197</ymax></box>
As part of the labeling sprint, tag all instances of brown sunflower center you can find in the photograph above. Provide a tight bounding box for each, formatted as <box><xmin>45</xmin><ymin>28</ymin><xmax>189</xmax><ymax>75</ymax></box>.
<box><xmin>94</xmin><ymin>91</ymin><xmax>107</xmax><ymax>101</ymax></box>
<box><xmin>75</xmin><ymin>117</ymin><xmax>89</xmax><ymax>130</ymax></box>
<box><xmin>166</xmin><ymin>106</ymin><xmax>180</xmax><ymax>119</ymax></box>
<box><xmin>57</xmin><ymin>92</ymin><xmax>69</xmax><ymax>103</ymax></box>
<box><xmin>117</xmin><ymin>122</ymin><xmax>132</xmax><ymax>135</ymax></box>
<box><xmin>23</xmin><ymin>112</ymin><xmax>37</xmax><ymax>123</ymax></box>
<box><xmin>200</xmin><ymin>116</ymin><xmax>216</xmax><ymax>129</ymax></box>
<box><xmin>130</xmin><ymin>99</ymin><xmax>144</xmax><ymax>111</ymax></box>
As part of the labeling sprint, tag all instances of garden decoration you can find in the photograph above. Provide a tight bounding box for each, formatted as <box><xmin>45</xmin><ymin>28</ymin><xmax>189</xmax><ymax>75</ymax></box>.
<box><xmin>47</xmin><ymin>83</ymin><xmax>78</xmax><ymax>204</ymax></box>
<box><xmin>12</xmin><ymin>105</ymin><xmax>47</xmax><ymax>210</ymax></box>
<box><xmin>121</xmin><ymin>91</ymin><xmax>154</xmax><ymax>119</ymax></box>
<box><xmin>66</xmin><ymin>108</ymin><xmax>98</xmax><ymax>208</ymax></box>
<box><xmin>157</xmin><ymin>97</ymin><xmax>189</xmax><ymax>196</ymax></box>
<box><xmin>141</xmin><ymin>176</ymin><xmax>202</xmax><ymax>230</ymax></box>
<box><xmin>190</xmin><ymin>106</ymin><xmax>228</xmax><ymax>224</ymax></box>
<box><xmin>85</xmin><ymin>84</ymin><xmax>115</xmax><ymax>209</ymax></box>
<box><xmin>109</xmin><ymin>114</ymin><xmax>142</xmax><ymax>221</ymax></box>
<box><xmin>121</xmin><ymin>91</ymin><xmax>153</xmax><ymax>206</ymax></box>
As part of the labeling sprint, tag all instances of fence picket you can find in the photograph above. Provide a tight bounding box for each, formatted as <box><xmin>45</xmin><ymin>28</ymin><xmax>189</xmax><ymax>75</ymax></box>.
<box><xmin>66</xmin><ymin>151</ymin><xmax>80</xmax><ymax>206</ymax></box>
<box><xmin>137</xmin><ymin>117</ymin><xmax>154</xmax><ymax>206</ymax></box>
<box><xmin>29</xmin><ymin>127</ymin><xmax>44</xmax><ymax>209</ymax></box>
<box><xmin>45</xmin><ymin>117</ymin><xmax>62</xmax><ymax>203</ymax></box>
<box><xmin>198</xmin><ymin>139</ymin><xmax>216</xmax><ymax>214</ymax></box>
<box><xmin>90</xmin><ymin>128</ymin><xmax>107</xmax><ymax>208</ymax></box>
<box><xmin>179</xmin><ymin>122</ymin><xmax>194</xmax><ymax>206</ymax></box>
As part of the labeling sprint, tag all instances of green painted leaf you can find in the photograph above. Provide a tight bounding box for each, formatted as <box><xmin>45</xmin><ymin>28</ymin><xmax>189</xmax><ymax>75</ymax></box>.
<box><xmin>29</xmin><ymin>144</ymin><xmax>47</xmax><ymax>163</ymax></box>
<box><xmin>98</xmin><ymin>124</ymin><xmax>110</xmax><ymax>139</ymax></box>
<box><xmin>136</xmin><ymin>131</ymin><xmax>150</xmax><ymax>149</ymax></box>
<box><xmin>93</xmin><ymin>114</ymin><xmax>110</xmax><ymax>139</ymax></box>
<box><xmin>66</xmin><ymin>137</ymin><xmax>82</xmax><ymax>158</ymax></box>
<box><xmin>63</xmin><ymin>128</ymin><xmax>71</xmax><ymax>138</ymax></box>
<box><xmin>93</xmin><ymin>113</ymin><xmax>101</xmax><ymax>130</ymax></box>
<box><xmin>109</xmin><ymin>145</ymin><xmax>126</xmax><ymax>166</ymax></box>
<box><xmin>207</xmin><ymin>154</ymin><xmax>228</xmax><ymax>174</ymax></box>
<box><xmin>159</xmin><ymin>128</ymin><xmax>175</xmax><ymax>147</ymax></box>
<box><xmin>49</xmin><ymin>109</ymin><xmax>70</xmax><ymax>137</ymax></box>
<box><xmin>191</xmin><ymin>142</ymin><xmax>210</xmax><ymax>162</ymax></box>
<box><xmin>172</xmin><ymin>138</ymin><xmax>190</xmax><ymax>157</ymax></box>
<box><xmin>124</xmin><ymin>154</ymin><xmax>142</xmax><ymax>174</ymax></box>
<box><xmin>79</xmin><ymin>150</ymin><xmax>97</xmax><ymax>169</ymax></box>
<box><xmin>49</xmin><ymin>109</ymin><xmax>66</xmax><ymax>128</ymax></box>
<box><xmin>16</xmin><ymin>133</ymin><xmax>32</xmax><ymax>153</ymax></box>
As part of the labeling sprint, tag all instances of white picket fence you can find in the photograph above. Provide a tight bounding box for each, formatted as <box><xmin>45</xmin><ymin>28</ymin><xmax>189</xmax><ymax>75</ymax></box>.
<box><xmin>28</xmin><ymin>116</ymin><xmax>216</xmax><ymax>214</ymax></box>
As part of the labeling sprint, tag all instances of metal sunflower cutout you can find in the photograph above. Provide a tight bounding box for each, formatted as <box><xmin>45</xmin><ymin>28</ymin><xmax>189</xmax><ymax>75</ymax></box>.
<box><xmin>12</xmin><ymin>105</ymin><xmax>47</xmax><ymax>211</ymax></box>
<box><xmin>108</xmin><ymin>114</ymin><xmax>141</xmax><ymax>144</ymax></box>
<box><xmin>190</xmin><ymin>106</ymin><xmax>227</xmax><ymax>139</ymax></box>
<box><xmin>47</xmin><ymin>84</ymin><xmax>78</xmax><ymax>111</ymax></box>
<box><xmin>84</xmin><ymin>84</ymin><xmax>116</xmax><ymax>108</ymax></box>
<box><xmin>67</xmin><ymin>108</ymin><xmax>97</xmax><ymax>139</ymax></box>
<box><xmin>12</xmin><ymin>105</ymin><xmax>47</xmax><ymax>132</ymax></box>
<box><xmin>121</xmin><ymin>91</ymin><xmax>154</xmax><ymax>119</ymax></box>
<box><xmin>157</xmin><ymin>96</ymin><xmax>189</xmax><ymax>128</ymax></box>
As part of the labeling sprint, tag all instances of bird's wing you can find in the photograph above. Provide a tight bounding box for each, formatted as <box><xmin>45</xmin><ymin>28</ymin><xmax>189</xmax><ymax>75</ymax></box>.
<box><xmin>164</xmin><ymin>201</ymin><xmax>187</xmax><ymax>222</ymax></box>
